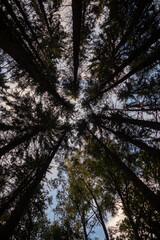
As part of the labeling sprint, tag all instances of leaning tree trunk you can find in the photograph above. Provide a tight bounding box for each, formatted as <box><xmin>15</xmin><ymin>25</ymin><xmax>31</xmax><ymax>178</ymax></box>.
<box><xmin>118</xmin><ymin>188</ymin><xmax>141</xmax><ymax>239</ymax></box>
<box><xmin>102</xmin><ymin>47</ymin><xmax>160</xmax><ymax>93</ymax></box>
<box><xmin>86</xmin><ymin>128</ymin><xmax>160</xmax><ymax>214</ymax></box>
<box><xmin>0</xmin><ymin>123</ymin><xmax>17</xmax><ymax>131</ymax></box>
<box><xmin>113</xmin><ymin>28</ymin><xmax>160</xmax><ymax>78</ymax></box>
<box><xmin>0</xmin><ymin>125</ymin><xmax>43</xmax><ymax>158</ymax></box>
<box><xmin>0</xmin><ymin>8</ymin><xmax>71</xmax><ymax>109</ymax></box>
<box><xmin>0</xmin><ymin>132</ymin><xmax>66</xmax><ymax>240</ymax></box>
<box><xmin>37</xmin><ymin>0</ymin><xmax>52</xmax><ymax>38</ymax></box>
<box><xmin>101</xmin><ymin>125</ymin><xmax>160</xmax><ymax>157</ymax></box>
<box><xmin>81</xmin><ymin>209</ymin><xmax>88</xmax><ymax>240</ymax></box>
<box><xmin>13</xmin><ymin>0</ymin><xmax>42</xmax><ymax>49</ymax></box>
<box><xmin>105</xmin><ymin>115</ymin><xmax>160</xmax><ymax>131</ymax></box>
<box><xmin>84</xmin><ymin>181</ymin><xmax>110</xmax><ymax>240</ymax></box>
<box><xmin>2</xmin><ymin>0</ymin><xmax>43</xmax><ymax>66</ymax></box>
<box><xmin>72</xmin><ymin>0</ymin><xmax>82</xmax><ymax>85</ymax></box>
<box><xmin>0</xmin><ymin>168</ymin><xmax>36</xmax><ymax>217</ymax></box>
<box><xmin>114</xmin><ymin>0</ymin><xmax>153</xmax><ymax>53</ymax></box>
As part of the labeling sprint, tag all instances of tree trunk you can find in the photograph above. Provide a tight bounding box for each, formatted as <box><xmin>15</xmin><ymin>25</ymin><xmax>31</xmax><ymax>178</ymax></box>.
<box><xmin>81</xmin><ymin>210</ymin><xmax>88</xmax><ymax>240</ymax></box>
<box><xmin>13</xmin><ymin>0</ymin><xmax>42</xmax><ymax>50</ymax></box>
<box><xmin>2</xmin><ymin>0</ymin><xmax>43</xmax><ymax>66</ymax></box>
<box><xmin>37</xmin><ymin>0</ymin><xmax>52</xmax><ymax>38</ymax></box>
<box><xmin>84</xmin><ymin>181</ymin><xmax>110</xmax><ymax>240</ymax></box>
<box><xmin>0</xmin><ymin>133</ymin><xmax>65</xmax><ymax>240</ymax></box>
<box><xmin>87</xmin><ymin>128</ymin><xmax>160</xmax><ymax>214</ymax></box>
<box><xmin>111</xmin><ymin>176</ymin><xmax>141</xmax><ymax>240</ymax></box>
<box><xmin>105</xmin><ymin>115</ymin><xmax>160</xmax><ymax>131</ymax></box>
<box><xmin>0</xmin><ymin>126</ymin><xmax>43</xmax><ymax>158</ymax></box>
<box><xmin>0</xmin><ymin>123</ymin><xmax>16</xmax><ymax>131</ymax></box>
<box><xmin>113</xmin><ymin>28</ymin><xmax>160</xmax><ymax>78</ymax></box>
<box><xmin>102</xmin><ymin>47</ymin><xmax>160</xmax><ymax>94</ymax></box>
<box><xmin>114</xmin><ymin>0</ymin><xmax>153</xmax><ymax>53</ymax></box>
<box><xmin>72</xmin><ymin>0</ymin><xmax>82</xmax><ymax>84</ymax></box>
<box><xmin>0</xmin><ymin>168</ymin><xmax>36</xmax><ymax>217</ymax></box>
<box><xmin>0</xmin><ymin>9</ymin><xmax>71</xmax><ymax>109</ymax></box>
<box><xmin>102</xmin><ymin>125</ymin><xmax>160</xmax><ymax>157</ymax></box>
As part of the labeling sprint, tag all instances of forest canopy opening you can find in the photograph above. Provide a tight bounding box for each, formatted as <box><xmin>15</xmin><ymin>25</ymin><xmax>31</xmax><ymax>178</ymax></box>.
<box><xmin>0</xmin><ymin>0</ymin><xmax>160</xmax><ymax>239</ymax></box>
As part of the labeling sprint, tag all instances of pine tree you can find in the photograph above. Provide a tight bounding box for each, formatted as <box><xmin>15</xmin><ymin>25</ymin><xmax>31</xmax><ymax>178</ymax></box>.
<box><xmin>0</xmin><ymin>0</ymin><xmax>159</xmax><ymax>239</ymax></box>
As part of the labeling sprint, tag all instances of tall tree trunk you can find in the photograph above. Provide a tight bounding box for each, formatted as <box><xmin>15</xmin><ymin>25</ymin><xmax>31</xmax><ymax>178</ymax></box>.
<box><xmin>113</xmin><ymin>28</ymin><xmax>160</xmax><ymax>78</ymax></box>
<box><xmin>71</xmin><ymin>196</ymin><xmax>89</xmax><ymax>240</ymax></box>
<box><xmin>2</xmin><ymin>0</ymin><xmax>43</xmax><ymax>66</ymax></box>
<box><xmin>86</xmin><ymin>127</ymin><xmax>160</xmax><ymax>214</ymax></box>
<box><xmin>81</xmin><ymin>210</ymin><xmax>88</xmax><ymax>240</ymax></box>
<box><xmin>0</xmin><ymin>126</ymin><xmax>43</xmax><ymax>158</ymax></box>
<box><xmin>0</xmin><ymin>9</ymin><xmax>71</xmax><ymax>110</ymax></box>
<box><xmin>111</xmin><ymin>176</ymin><xmax>141</xmax><ymax>240</ymax></box>
<box><xmin>84</xmin><ymin>182</ymin><xmax>110</xmax><ymax>240</ymax></box>
<box><xmin>0</xmin><ymin>123</ymin><xmax>16</xmax><ymax>131</ymax></box>
<box><xmin>72</xmin><ymin>0</ymin><xmax>82</xmax><ymax>85</ymax></box>
<box><xmin>0</xmin><ymin>133</ymin><xmax>66</xmax><ymax>240</ymax></box>
<box><xmin>102</xmin><ymin>47</ymin><xmax>160</xmax><ymax>94</ymax></box>
<box><xmin>115</xmin><ymin>108</ymin><xmax>160</xmax><ymax>112</ymax></box>
<box><xmin>117</xmin><ymin>180</ymin><xmax>160</xmax><ymax>239</ymax></box>
<box><xmin>37</xmin><ymin>0</ymin><xmax>52</xmax><ymax>39</ymax></box>
<box><xmin>74</xmin><ymin>180</ymin><xmax>108</xmax><ymax>239</ymax></box>
<box><xmin>13</xmin><ymin>0</ymin><xmax>42</xmax><ymax>50</ymax></box>
<box><xmin>0</xmin><ymin>168</ymin><xmax>36</xmax><ymax>217</ymax></box>
<box><xmin>102</xmin><ymin>125</ymin><xmax>160</xmax><ymax>157</ymax></box>
<box><xmin>105</xmin><ymin>115</ymin><xmax>160</xmax><ymax>131</ymax></box>
<box><xmin>114</xmin><ymin>0</ymin><xmax>153</xmax><ymax>53</ymax></box>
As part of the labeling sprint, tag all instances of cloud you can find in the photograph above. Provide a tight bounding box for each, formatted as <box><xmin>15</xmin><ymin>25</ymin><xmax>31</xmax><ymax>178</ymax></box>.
<box><xmin>107</xmin><ymin>208</ymin><xmax>125</xmax><ymax>227</ymax></box>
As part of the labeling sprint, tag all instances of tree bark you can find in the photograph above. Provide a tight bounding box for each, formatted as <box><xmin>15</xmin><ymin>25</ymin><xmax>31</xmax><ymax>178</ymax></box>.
<box><xmin>113</xmin><ymin>28</ymin><xmax>160</xmax><ymax>79</ymax></box>
<box><xmin>105</xmin><ymin>115</ymin><xmax>160</xmax><ymax>131</ymax></box>
<box><xmin>72</xmin><ymin>0</ymin><xmax>82</xmax><ymax>85</ymax></box>
<box><xmin>87</xmin><ymin>128</ymin><xmax>160</xmax><ymax>214</ymax></box>
<box><xmin>114</xmin><ymin>181</ymin><xmax>141</xmax><ymax>240</ymax></box>
<box><xmin>37</xmin><ymin>0</ymin><xmax>52</xmax><ymax>39</ymax></box>
<box><xmin>84</xmin><ymin>181</ymin><xmax>110</xmax><ymax>240</ymax></box>
<box><xmin>0</xmin><ymin>123</ymin><xmax>16</xmax><ymax>131</ymax></box>
<box><xmin>81</xmin><ymin>210</ymin><xmax>88</xmax><ymax>240</ymax></box>
<box><xmin>0</xmin><ymin>126</ymin><xmax>43</xmax><ymax>158</ymax></box>
<box><xmin>102</xmin><ymin>47</ymin><xmax>160</xmax><ymax>94</ymax></box>
<box><xmin>0</xmin><ymin>9</ymin><xmax>72</xmax><ymax>110</ymax></box>
<box><xmin>114</xmin><ymin>0</ymin><xmax>153</xmax><ymax>53</ymax></box>
<box><xmin>2</xmin><ymin>0</ymin><xmax>43</xmax><ymax>66</ymax></box>
<box><xmin>102</xmin><ymin>125</ymin><xmax>160</xmax><ymax>157</ymax></box>
<box><xmin>13</xmin><ymin>0</ymin><xmax>42</xmax><ymax>51</ymax></box>
<box><xmin>0</xmin><ymin>168</ymin><xmax>36</xmax><ymax>217</ymax></box>
<box><xmin>0</xmin><ymin>133</ymin><xmax>65</xmax><ymax>240</ymax></box>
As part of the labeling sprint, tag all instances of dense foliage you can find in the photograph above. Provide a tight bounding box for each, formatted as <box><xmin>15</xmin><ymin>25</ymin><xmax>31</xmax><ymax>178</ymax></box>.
<box><xmin>0</xmin><ymin>0</ymin><xmax>160</xmax><ymax>239</ymax></box>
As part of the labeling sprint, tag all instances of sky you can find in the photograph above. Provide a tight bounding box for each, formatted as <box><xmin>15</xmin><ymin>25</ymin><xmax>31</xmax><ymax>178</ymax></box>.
<box><xmin>45</xmin><ymin>159</ymin><xmax>125</xmax><ymax>240</ymax></box>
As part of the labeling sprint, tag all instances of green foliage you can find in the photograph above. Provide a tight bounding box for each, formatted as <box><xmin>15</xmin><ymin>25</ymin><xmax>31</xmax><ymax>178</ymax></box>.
<box><xmin>0</xmin><ymin>0</ymin><xmax>160</xmax><ymax>239</ymax></box>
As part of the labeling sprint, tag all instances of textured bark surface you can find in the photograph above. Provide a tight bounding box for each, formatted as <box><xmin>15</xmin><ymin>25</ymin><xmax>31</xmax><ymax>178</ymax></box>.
<box><xmin>88</xmin><ymin>128</ymin><xmax>160</xmax><ymax>214</ymax></box>
<box><xmin>72</xmin><ymin>0</ymin><xmax>82</xmax><ymax>84</ymax></box>
<box><xmin>0</xmin><ymin>134</ymin><xmax>65</xmax><ymax>240</ymax></box>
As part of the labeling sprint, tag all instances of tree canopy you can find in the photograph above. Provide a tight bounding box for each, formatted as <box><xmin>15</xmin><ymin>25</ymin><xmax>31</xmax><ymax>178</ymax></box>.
<box><xmin>0</xmin><ymin>0</ymin><xmax>160</xmax><ymax>239</ymax></box>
